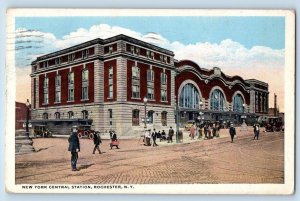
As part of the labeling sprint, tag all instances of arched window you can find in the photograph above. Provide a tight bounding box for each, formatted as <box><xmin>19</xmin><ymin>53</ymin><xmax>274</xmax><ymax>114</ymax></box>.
<box><xmin>68</xmin><ymin>111</ymin><xmax>74</xmax><ymax>119</ymax></box>
<box><xmin>147</xmin><ymin>110</ymin><xmax>154</xmax><ymax>124</ymax></box>
<box><xmin>82</xmin><ymin>110</ymin><xmax>88</xmax><ymax>119</ymax></box>
<box><xmin>233</xmin><ymin>94</ymin><xmax>244</xmax><ymax>113</ymax></box>
<box><xmin>161</xmin><ymin>111</ymin><xmax>167</xmax><ymax>126</ymax></box>
<box><xmin>42</xmin><ymin>113</ymin><xmax>48</xmax><ymax>120</ymax></box>
<box><xmin>179</xmin><ymin>83</ymin><xmax>200</xmax><ymax>109</ymax></box>
<box><xmin>132</xmin><ymin>109</ymin><xmax>139</xmax><ymax>126</ymax></box>
<box><xmin>54</xmin><ymin>112</ymin><xmax>60</xmax><ymax>119</ymax></box>
<box><xmin>210</xmin><ymin>89</ymin><xmax>225</xmax><ymax>111</ymax></box>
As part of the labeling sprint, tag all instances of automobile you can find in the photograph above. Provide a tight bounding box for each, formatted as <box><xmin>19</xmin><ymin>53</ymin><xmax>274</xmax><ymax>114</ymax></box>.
<box><xmin>185</xmin><ymin>120</ymin><xmax>195</xmax><ymax>131</ymax></box>
<box><xmin>263</xmin><ymin>117</ymin><xmax>284</xmax><ymax>132</ymax></box>
<box><xmin>74</xmin><ymin>125</ymin><xmax>96</xmax><ymax>139</ymax></box>
<box><xmin>33</xmin><ymin>125</ymin><xmax>52</xmax><ymax>137</ymax></box>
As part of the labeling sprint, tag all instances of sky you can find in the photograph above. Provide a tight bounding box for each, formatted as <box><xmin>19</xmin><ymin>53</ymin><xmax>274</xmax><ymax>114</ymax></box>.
<box><xmin>14</xmin><ymin>16</ymin><xmax>285</xmax><ymax>112</ymax></box>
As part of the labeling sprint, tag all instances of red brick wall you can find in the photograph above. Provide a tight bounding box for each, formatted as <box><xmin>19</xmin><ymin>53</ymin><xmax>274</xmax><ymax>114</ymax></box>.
<box><xmin>38</xmin><ymin>62</ymin><xmax>95</xmax><ymax>107</ymax></box>
<box><xmin>104</xmin><ymin>59</ymin><xmax>117</xmax><ymax>101</ymax></box>
<box><xmin>126</xmin><ymin>59</ymin><xmax>171</xmax><ymax>105</ymax></box>
<box><xmin>15</xmin><ymin>102</ymin><xmax>28</xmax><ymax>130</ymax></box>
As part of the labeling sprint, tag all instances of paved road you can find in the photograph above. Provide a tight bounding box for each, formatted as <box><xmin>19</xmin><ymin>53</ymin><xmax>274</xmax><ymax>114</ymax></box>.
<box><xmin>15</xmin><ymin>129</ymin><xmax>284</xmax><ymax>184</ymax></box>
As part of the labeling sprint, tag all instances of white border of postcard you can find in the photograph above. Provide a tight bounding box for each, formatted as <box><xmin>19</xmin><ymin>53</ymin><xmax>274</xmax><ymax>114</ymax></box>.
<box><xmin>5</xmin><ymin>9</ymin><xmax>295</xmax><ymax>194</ymax></box>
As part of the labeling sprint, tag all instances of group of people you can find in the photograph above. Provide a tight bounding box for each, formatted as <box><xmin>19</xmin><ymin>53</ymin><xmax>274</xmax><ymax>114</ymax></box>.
<box><xmin>68</xmin><ymin>127</ymin><xmax>118</xmax><ymax>171</ymax></box>
<box><xmin>189</xmin><ymin>123</ymin><xmax>221</xmax><ymax>140</ymax></box>
<box><xmin>229</xmin><ymin>123</ymin><xmax>261</xmax><ymax>143</ymax></box>
<box><xmin>144</xmin><ymin>126</ymin><xmax>175</xmax><ymax>146</ymax></box>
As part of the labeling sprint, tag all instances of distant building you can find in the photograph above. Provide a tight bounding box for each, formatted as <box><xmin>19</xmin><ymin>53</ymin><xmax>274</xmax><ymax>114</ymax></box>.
<box><xmin>30</xmin><ymin>34</ymin><xmax>269</xmax><ymax>136</ymax></box>
<box><xmin>15</xmin><ymin>102</ymin><xmax>29</xmax><ymax>130</ymax></box>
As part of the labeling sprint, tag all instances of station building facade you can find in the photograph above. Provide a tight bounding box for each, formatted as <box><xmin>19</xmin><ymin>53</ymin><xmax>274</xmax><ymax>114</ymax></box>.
<box><xmin>30</xmin><ymin>34</ymin><xmax>268</xmax><ymax>136</ymax></box>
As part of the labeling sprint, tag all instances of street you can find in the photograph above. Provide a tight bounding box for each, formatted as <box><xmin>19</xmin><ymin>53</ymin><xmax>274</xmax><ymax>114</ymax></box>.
<box><xmin>15</xmin><ymin>128</ymin><xmax>284</xmax><ymax>184</ymax></box>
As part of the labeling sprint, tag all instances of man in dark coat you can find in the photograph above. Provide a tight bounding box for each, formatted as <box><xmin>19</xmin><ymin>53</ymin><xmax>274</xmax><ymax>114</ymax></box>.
<box><xmin>152</xmin><ymin>129</ymin><xmax>158</xmax><ymax>147</ymax></box>
<box><xmin>168</xmin><ymin>126</ymin><xmax>174</xmax><ymax>143</ymax></box>
<box><xmin>68</xmin><ymin>127</ymin><xmax>80</xmax><ymax>171</ymax></box>
<box><xmin>92</xmin><ymin>132</ymin><xmax>102</xmax><ymax>154</ymax></box>
<box><xmin>229</xmin><ymin>124</ymin><xmax>236</xmax><ymax>143</ymax></box>
<box><xmin>253</xmin><ymin>124</ymin><xmax>260</xmax><ymax>140</ymax></box>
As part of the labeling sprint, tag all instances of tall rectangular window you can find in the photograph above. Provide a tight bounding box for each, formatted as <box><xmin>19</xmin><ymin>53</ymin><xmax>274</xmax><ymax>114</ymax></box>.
<box><xmin>68</xmin><ymin>72</ymin><xmax>74</xmax><ymax>101</ymax></box>
<box><xmin>161</xmin><ymin>89</ymin><xmax>167</xmax><ymax>101</ymax></box>
<box><xmin>147</xmin><ymin>69</ymin><xmax>154</xmax><ymax>100</ymax></box>
<box><xmin>131</xmin><ymin>66</ymin><xmax>140</xmax><ymax>98</ymax></box>
<box><xmin>43</xmin><ymin>77</ymin><xmax>48</xmax><ymax>104</ymax></box>
<box><xmin>108</xmin><ymin>67</ymin><xmax>113</xmax><ymax>98</ymax></box>
<box><xmin>82</xmin><ymin>69</ymin><xmax>89</xmax><ymax>100</ymax></box>
<box><xmin>55</xmin><ymin>75</ymin><xmax>61</xmax><ymax>102</ymax></box>
<box><xmin>132</xmin><ymin>110</ymin><xmax>139</xmax><ymax>126</ymax></box>
<box><xmin>161</xmin><ymin>72</ymin><xmax>167</xmax><ymax>102</ymax></box>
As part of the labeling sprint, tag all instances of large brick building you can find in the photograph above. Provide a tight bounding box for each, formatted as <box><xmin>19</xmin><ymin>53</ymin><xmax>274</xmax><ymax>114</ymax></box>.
<box><xmin>30</xmin><ymin>34</ymin><xmax>268</xmax><ymax>136</ymax></box>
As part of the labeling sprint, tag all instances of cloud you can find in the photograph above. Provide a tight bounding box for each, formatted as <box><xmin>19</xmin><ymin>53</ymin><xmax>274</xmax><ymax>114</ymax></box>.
<box><xmin>14</xmin><ymin>24</ymin><xmax>285</xmax><ymax>111</ymax></box>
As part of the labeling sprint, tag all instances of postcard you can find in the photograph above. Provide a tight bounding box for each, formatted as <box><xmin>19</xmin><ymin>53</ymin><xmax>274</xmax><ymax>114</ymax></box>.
<box><xmin>6</xmin><ymin>9</ymin><xmax>295</xmax><ymax>194</ymax></box>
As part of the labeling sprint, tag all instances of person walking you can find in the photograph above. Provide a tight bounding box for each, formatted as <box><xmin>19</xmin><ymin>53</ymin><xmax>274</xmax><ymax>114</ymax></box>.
<box><xmin>68</xmin><ymin>127</ymin><xmax>80</xmax><ymax>171</ymax></box>
<box><xmin>168</xmin><ymin>126</ymin><xmax>174</xmax><ymax>143</ymax></box>
<box><xmin>254</xmin><ymin>124</ymin><xmax>260</xmax><ymax>140</ymax></box>
<box><xmin>229</xmin><ymin>124</ymin><xmax>236</xmax><ymax>143</ymax></box>
<box><xmin>152</xmin><ymin>129</ymin><xmax>158</xmax><ymax>146</ymax></box>
<box><xmin>190</xmin><ymin>123</ymin><xmax>195</xmax><ymax>140</ymax></box>
<box><xmin>92</xmin><ymin>132</ymin><xmax>102</xmax><ymax>154</ymax></box>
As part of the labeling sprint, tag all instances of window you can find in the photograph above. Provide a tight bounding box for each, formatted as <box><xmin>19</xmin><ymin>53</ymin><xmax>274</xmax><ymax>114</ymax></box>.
<box><xmin>179</xmin><ymin>83</ymin><xmax>200</xmax><ymax>109</ymax></box>
<box><xmin>82</xmin><ymin>110</ymin><xmax>88</xmax><ymax>119</ymax></box>
<box><xmin>161</xmin><ymin>89</ymin><xmax>167</xmax><ymax>101</ymax></box>
<box><xmin>68</xmin><ymin>111</ymin><xmax>74</xmax><ymax>119</ymax></box>
<box><xmin>161</xmin><ymin>73</ymin><xmax>167</xmax><ymax>85</ymax></box>
<box><xmin>233</xmin><ymin>94</ymin><xmax>244</xmax><ymax>113</ymax></box>
<box><xmin>55</xmin><ymin>91</ymin><xmax>61</xmax><ymax>103</ymax></box>
<box><xmin>147</xmin><ymin>111</ymin><xmax>154</xmax><ymax>124</ymax></box>
<box><xmin>147</xmin><ymin>69</ymin><xmax>154</xmax><ymax>82</ymax></box>
<box><xmin>54</xmin><ymin>112</ymin><xmax>60</xmax><ymax>119</ymax></box>
<box><xmin>132</xmin><ymin>66</ymin><xmax>140</xmax><ymax>79</ymax></box>
<box><xmin>147</xmin><ymin>88</ymin><xmax>154</xmax><ymax>100</ymax></box>
<box><xmin>132</xmin><ymin>66</ymin><xmax>140</xmax><ymax>98</ymax></box>
<box><xmin>109</xmin><ymin>46</ymin><xmax>113</xmax><ymax>54</ymax></box>
<box><xmin>43</xmin><ymin>113</ymin><xmax>48</xmax><ymax>120</ymax></box>
<box><xmin>68</xmin><ymin>72</ymin><xmax>74</xmax><ymax>101</ymax></box>
<box><xmin>108</xmin><ymin>67</ymin><xmax>113</xmax><ymax>98</ymax></box>
<box><xmin>68</xmin><ymin>89</ymin><xmax>74</xmax><ymax>101</ymax></box>
<box><xmin>68</xmin><ymin>72</ymin><xmax>74</xmax><ymax>84</ymax></box>
<box><xmin>132</xmin><ymin>109</ymin><xmax>139</xmax><ymax>126</ymax></box>
<box><xmin>55</xmin><ymin>75</ymin><xmax>61</xmax><ymax>103</ymax></box>
<box><xmin>82</xmin><ymin>69</ymin><xmax>89</xmax><ymax>100</ymax></box>
<box><xmin>161</xmin><ymin>111</ymin><xmax>167</xmax><ymax>126</ymax></box>
<box><xmin>108</xmin><ymin>109</ymin><xmax>113</xmax><ymax>118</ymax></box>
<box><xmin>135</xmin><ymin>47</ymin><xmax>140</xmax><ymax>55</ymax></box>
<box><xmin>43</xmin><ymin>77</ymin><xmax>49</xmax><ymax>104</ymax></box>
<box><xmin>210</xmin><ymin>89</ymin><xmax>225</xmax><ymax>111</ymax></box>
<box><xmin>146</xmin><ymin>50</ymin><xmax>150</xmax><ymax>58</ymax></box>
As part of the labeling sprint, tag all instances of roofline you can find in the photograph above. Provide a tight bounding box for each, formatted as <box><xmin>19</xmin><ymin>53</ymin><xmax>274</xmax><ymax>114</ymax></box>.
<box><xmin>32</xmin><ymin>34</ymin><xmax>174</xmax><ymax>64</ymax></box>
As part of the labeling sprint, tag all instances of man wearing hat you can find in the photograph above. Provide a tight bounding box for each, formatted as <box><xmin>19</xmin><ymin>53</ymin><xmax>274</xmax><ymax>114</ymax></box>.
<box><xmin>68</xmin><ymin>126</ymin><xmax>80</xmax><ymax>171</ymax></box>
<box><xmin>229</xmin><ymin>123</ymin><xmax>236</xmax><ymax>143</ymax></box>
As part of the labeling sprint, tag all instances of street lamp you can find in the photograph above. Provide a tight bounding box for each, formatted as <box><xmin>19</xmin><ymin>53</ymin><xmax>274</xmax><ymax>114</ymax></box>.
<box><xmin>143</xmin><ymin>97</ymin><xmax>148</xmax><ymax>129</ymax></box>
<box><xmin>25</xmin><ymin>99</ymin><xmax>30</xmax><ymax>136</ymax></box>
<box><xmin>175</xmin><ymin>96</ymin><xmax>179</xmax><ymax>143</ymax></box>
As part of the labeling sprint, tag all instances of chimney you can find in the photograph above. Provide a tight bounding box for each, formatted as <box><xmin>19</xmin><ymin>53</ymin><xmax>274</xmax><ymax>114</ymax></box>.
<box><xmin>274</xmin><ymin>93</ymin><xmax>277</xmax><ymax>116</ymax></box>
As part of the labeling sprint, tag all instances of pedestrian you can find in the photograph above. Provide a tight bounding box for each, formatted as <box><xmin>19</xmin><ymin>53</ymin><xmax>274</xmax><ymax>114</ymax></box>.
<box><xmin>145</xmin><ymin>129</ymin><xmax>151</xmax><ymax>146</ymax></box>
<box><xmin>254</xmin><ymin>124</ymin><xmax>260</xmax><ymax>140</ymax></box>
<box><xmin>68</xmin><ymin>126</ymin><xmax>80</xmax><ymax>171</ymax></box>
<box><xmin>204</xmin><ymin>124</ymin><xmax>208</xmax><ymax>139</ymax></box>
<box><xmin>92</xmin><ymin>132</ymin><xmax>102</xmax><ymax>154</ymax></box>
<box><xmin>190</xmin><ymin>123</ymin><xmax>195</xmax><ymax>140</ymax></box>
<box><xmin>157</xmin><ymin>131</ymin><xmax>161</xmax><ymax>141</ymax></box>
<box><xmin>161</xmin><ymin>130</ymin><xmax>166</xmax><ymax>141</ymax></box>
<box><xmin>168</xmin><ymin>126</ymin><xmax>174</xmax><ymax>143</ymax></box>
<box><xmin>208</xmin><ymin>124</ymin><xmax>212</xmax><ymax>139</ymax></box>
<box><xmin>216</xmin><ymin>123</ymin><xmax>220</xmax><ymax>137</ymax></box>
<box><xmin>152</xmin><ymin>129</ymin><xmax>158</xmax><ymax>146</ymax></box>
<box><xmin>212</xmin><ymin>123</ymin><xmax>216</xmax><ymax>138</ymax></box>
<box><xmin>229</xmin><ymin>124</ymin><xmax>236</xmax><ymax>143</ymax></box>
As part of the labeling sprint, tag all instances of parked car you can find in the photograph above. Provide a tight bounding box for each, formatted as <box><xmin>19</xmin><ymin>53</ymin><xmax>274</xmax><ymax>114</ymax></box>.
<box><xmin>74</xmin><ymin>125</ymin><xmax>95</xmax><ymax>139</ymax></box>
<box><xmin>33</xmin><ymin>125</ymin><xmax>52</xmax><ymax>137</ymax></box>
